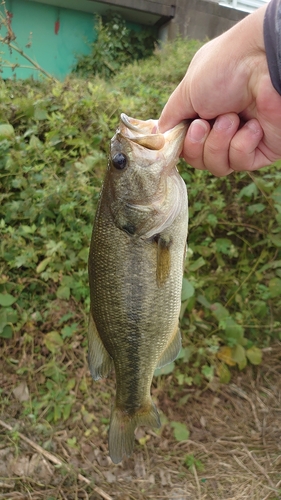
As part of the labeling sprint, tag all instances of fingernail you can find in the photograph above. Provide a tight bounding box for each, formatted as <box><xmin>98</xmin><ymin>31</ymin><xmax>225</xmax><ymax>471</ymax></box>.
<box><xmin>246</xmin><ymin>120</ymin><xmax>261</xmax><ymax>135</ymax></box>
<box><xmin>188</xmin><ymin>120</ymin><xmax>208</xmax><ymax>142</ymax></box>
<box><xmin>214</xmin><ymin>115</ymin><xmax>233</xmax><ymax>130</ymax></box>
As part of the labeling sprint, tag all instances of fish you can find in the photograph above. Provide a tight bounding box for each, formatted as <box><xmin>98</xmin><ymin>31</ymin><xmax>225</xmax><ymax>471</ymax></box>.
<box><xmin>88</xmin><ymin>113</ymin><xmax>189</xmax><ymax>464</ymax></box>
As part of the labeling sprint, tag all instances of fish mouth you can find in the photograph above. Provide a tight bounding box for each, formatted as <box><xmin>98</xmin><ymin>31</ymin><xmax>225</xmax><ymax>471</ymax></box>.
<box><xmin>119</xmin><ymin>113</ymin><xmax>189</xmax><ymax>151</ymax></box>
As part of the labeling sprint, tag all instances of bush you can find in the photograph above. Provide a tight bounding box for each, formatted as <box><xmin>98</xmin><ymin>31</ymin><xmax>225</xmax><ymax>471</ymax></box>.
<box><xmin>73</xmin><ymin>13</ymin><xmax>157</xmax><ymax>79</ymax></box>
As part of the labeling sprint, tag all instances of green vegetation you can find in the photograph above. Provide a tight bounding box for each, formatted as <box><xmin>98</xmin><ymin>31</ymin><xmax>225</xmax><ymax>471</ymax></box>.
<box><xmin>0</xmin><ymin>37</ymin><xmax>281</xmax><ymax>431</ymax></box>
<box><xmin>73</xmin><ymin>13</ymin><xmax>157</xmax><ymax>79</ymax></box>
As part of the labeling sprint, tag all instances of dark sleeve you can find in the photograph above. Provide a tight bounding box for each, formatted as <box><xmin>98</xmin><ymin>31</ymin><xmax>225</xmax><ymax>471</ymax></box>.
<box><xmin>264</xmin><ymin>0</ymin><xmax>281</xmax><ymax>95</ymax></box>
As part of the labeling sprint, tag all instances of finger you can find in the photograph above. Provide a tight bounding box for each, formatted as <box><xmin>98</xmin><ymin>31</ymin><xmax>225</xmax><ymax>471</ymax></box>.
<box><xmin>158</xmin><ymin>79</ymin><xmax>197</xmax><ymax>133</ymax></box>
<box><xmin>202</xmin><ymin>113</ymin><xmax>240</xmax><ymax>176</ymax></box>
<box><xmin>229</xmin><ymin>119</ymin><xmax>270</xmax><ymax>171</ymax></box>
<box><xmin>181</xmin><ymin>119</ymin><xmax>210</xmax><ymax>170</ymax></box>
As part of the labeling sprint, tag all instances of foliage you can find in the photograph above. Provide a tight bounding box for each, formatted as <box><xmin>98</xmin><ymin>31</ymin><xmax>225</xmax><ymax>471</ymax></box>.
<box><xmin>177</xmin><ymin>163</ymin><xmax>281</xmax><ymax>385</ymax></box>
<box><xmin>0</xmin><ymin>38</ymin><xmax>281</xmax><ymax>427</ymax></box>
<box><xmin>171</xmin><ymin>421</ymin><xmax>190</xmax><ymax>441</ymax></box>
<box><xmin>73</xmin><ymin>13</ymin><xmax>157</xmax><ymax>79</ymax></box>
<box><xmin>183</xmin><ymin>453</ymin><xmax>205</xmax><ymax>472</ymax></box>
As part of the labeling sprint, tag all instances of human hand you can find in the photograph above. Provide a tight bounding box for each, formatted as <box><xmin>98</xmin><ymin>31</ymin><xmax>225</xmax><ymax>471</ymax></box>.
<box><xmin>158</xmin><ymin>4</ymin><xmax>281</xmax><ymax>176</ymax></box>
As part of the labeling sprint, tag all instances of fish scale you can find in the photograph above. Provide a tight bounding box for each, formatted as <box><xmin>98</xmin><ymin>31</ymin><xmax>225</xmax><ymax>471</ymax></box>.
<box><xmin>88</xmin><ymin>114</ymin><xmax>189</xmax><ymax>463</ymax></box>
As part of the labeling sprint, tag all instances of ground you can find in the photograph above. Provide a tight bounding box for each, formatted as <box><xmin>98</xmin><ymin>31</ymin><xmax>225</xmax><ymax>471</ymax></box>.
<box><xmin>1</xmin><ymin>337</ymin><xmax>281</xmax><ymax>500</ymax></box>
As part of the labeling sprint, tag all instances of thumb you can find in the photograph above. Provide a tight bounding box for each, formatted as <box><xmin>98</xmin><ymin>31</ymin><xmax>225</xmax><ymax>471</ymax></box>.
<box><xmin>158</xmin><ymin>79</ymin><xmax>197</xmax><ymax>132</ymax></box>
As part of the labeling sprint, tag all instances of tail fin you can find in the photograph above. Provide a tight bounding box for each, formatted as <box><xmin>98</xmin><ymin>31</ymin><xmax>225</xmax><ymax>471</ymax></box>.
<box><xmin>108</xmin><ymin>400</ymin><xmax>160</xmax><ymax>464</ymax></box>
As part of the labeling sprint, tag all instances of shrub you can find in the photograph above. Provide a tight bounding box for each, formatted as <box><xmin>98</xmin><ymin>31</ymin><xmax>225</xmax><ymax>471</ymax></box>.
<box><xmin>73</xmin><ymin>13</ymin><xmax>157</xmax><ymax>79</ymax></box>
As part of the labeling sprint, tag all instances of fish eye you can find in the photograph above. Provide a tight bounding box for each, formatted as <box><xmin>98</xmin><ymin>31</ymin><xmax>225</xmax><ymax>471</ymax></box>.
<box><xmin>112</xmin><ymin>153</ymin><xmax>127</xmax><ymax>170</ymax></box>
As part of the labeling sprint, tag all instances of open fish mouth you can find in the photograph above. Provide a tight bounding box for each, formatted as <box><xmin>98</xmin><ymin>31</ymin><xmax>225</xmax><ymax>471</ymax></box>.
<box><xmin>119</xmin><ymin>113</ymin><xmax>190</xmax><ymax>152</ymax></box>
<box><xmin>120</xmin><ymin>113</ymin><xmax>158</xmax><ymax>134</ymax></box>
<box><xmin>119</xmin><ymin>113</ymin><xmax>165</xmax><ymax>150</ymax></box>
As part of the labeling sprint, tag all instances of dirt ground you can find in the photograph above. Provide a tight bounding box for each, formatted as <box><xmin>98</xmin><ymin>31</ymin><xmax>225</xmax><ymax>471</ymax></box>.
<box><xmin>1</xmin><ymin>342</ymin><xmax>281</xmax><ymax>500</ymax></box>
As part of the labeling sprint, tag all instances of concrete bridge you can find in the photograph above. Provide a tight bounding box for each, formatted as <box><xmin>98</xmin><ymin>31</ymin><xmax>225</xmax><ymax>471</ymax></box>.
<box><xmin>84</xmin><ymin>0</ymin><xmax>248</xmax><ymax>40</ymax></box>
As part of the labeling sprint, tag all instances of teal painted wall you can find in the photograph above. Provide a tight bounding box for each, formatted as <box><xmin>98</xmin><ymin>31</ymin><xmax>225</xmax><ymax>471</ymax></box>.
<box><xmin>0</xmin><ymin>0</ymin><xmax>96</xmax><ymax>79</ymax></box>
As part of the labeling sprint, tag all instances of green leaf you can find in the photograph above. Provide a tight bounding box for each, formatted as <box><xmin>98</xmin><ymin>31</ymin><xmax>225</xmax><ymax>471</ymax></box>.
<box><xmin>0</xmin><ymin>123</ymin><xmax>15</xmax><ymax>140</ymax></box>
<box><xmin>0</xmin><ymin>324</ymin><xmax>13</xmax><ymax>339</ymax></box>
<box><xmin>63</xmin><ymin>404</ymin><xmax>73</xmax><ymax>421</ymax></box>
<box><xmin>232</xmin><ymin>344</ymin><xmax>247</xmax><ymax>370</ymax></box>
<box><xmin>224</xmin><ymin>318</ymin><xmax>244</xmax><ymax>344</ymax></box>
<box><xmin>171</xmin><ymin>421</ymin><xmax>190</xmax><ymax>441</ymax></box>
<box><xmin>246</xmin><ymin>346</ymin><xmax>262</xmax><ymax>365</ymax></box>
<box><xmin>269</xmin><ymin>277</ymin><xmax>281</xmax><ymax>298</ymax></box>
<box><xmin>0</xmin><ymin>293</ymin><xmax>17</xmax><ymax>307</ymax></box>
<box><xmin>272</xmin><ymin>186</ymin><xmax>281</xmax><ymax>204</ymax></box>
<box><xmin>215</xmin><ymin>238</ymin><xmax>232</xmax><ymax>255</ymax></box>
<box><xmin>29</xmin><ymin>135</ymin><xmax>43</xmax><ymax>149</ymax></box>
<box><xmin>188</xmin><ymin>257</ymin><xmax>206</xmax><ymax>271</ymax></box>
<box><xmin>56</xmin><ymin>286</ymin><xmax>70</xmax><ymax>300</ymax></box>
<box><xmin>246</xmin><ymin>203</ymin><xmax>266</xmax><ymax>215</ymax></box>
<box><xmin>78</xmin><ymin>247</ymin><xmax>89</xmax><ymax>262</ymax></box>
<box><xmin>206</xmin><ymin>214</ymin><xmax>217</xmax><ymax>227</ymax></box>
<box><xmin>201</xmin><ymin>364</ymin><xmax>214</xmax><ymax>381</ymax></box>
<box><xmin>0</xmin><ymin>308</ymin><xmax>18</xmax><ymax>333</ymax></box>
<box><xmin>61</xmin><ymin>323</ymin><xmax>77</xmax><ymax>339</ymax></box>
<box><xmin>269</xmin><ymin>233</ymin><xmax>281</xmax><ymax>247</ymax></box>
<box><xmin>36</xmin><ymin>257</ymin><xmax>52</xmax><ymax>274</ymax></box>
<box><xmin>181</xmin><ymin>278</ymin><xmax>195</xmax><ymax>301</ymax></box>
<box><xmin>184</xmin><ymin>454</ymin><xmax>205</xmax><ymax>471</ymax></box>
<box><xmin>275</xmin><ymin>213</ymin><xmax>281</xmax><ymax>225</ymax></box>
<box><xmin>217</xmin><ymin>363</ymin><xmax>231</xmax><ymax>384</ymax></box>
<box><xmin>59</xmin><ymin>313</ymin><xmax>75</xmax><ymax>324</ymax></box>
<box><xmin>197</xmin><ymin>295</ymin><xmax>211</xmax><ymax>308</ymax></box>
<box><xmin>211</xmin><ymin>303</ymin><xmax>229</xmax><ymax>322</ymax></box>
<box><xmin>238</xmin><ymin>182</ymin><xmax>258</xmax><ymax>199</ymax></box>
<box><xmin>34</xmin><ymin>107</ymin><xmax>48</xmax><ymax>120</ymax></box>
<box><xmin>44</xmin><ymin>331</ymin><xmax>64</xmax><ymax>353</ymax></box>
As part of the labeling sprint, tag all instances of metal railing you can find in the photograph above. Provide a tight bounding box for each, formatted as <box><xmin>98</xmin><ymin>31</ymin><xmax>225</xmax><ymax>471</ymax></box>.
<box><xmin>219</xmin><ymin>0</ymin><xmax>269</xmax><ymax>13</ymax></box>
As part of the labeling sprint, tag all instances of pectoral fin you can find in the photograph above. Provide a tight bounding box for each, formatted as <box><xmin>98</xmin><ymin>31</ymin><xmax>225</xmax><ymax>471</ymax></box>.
<box><xmin>156</xmin><ymin>325</ymin><xmax>181</xmax><ymax>369</ymax></box>
<box><xmin>88</xmin><ymin>313</ymin><xmax>113</xmax><ymax>380</ymax></box>
<box><xmin>156</xmin><ymin>235</ymin><xmax>172</xmax><ymax>287</ymax></box>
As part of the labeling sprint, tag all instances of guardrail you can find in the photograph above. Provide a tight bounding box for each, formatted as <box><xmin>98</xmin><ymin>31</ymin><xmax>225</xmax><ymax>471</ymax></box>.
<box><xmin>219</xmin><ymin>0</ymin><xmax>269</xmax><ymax>13</ymax></box>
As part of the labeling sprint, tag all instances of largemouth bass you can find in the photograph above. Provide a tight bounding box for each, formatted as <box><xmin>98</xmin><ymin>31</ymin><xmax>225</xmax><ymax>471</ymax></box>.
<box><xmin>88</xmin><ymin>113</ymin><xmax>189</xmax><ymax>464</ymax></box>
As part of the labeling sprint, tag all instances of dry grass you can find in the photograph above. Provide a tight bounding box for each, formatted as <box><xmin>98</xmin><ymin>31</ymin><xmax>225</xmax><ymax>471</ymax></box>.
<box><xmin>0</xmin><ymin>340</ymin><xmax>281</xmax><ymax>500</ymax></box>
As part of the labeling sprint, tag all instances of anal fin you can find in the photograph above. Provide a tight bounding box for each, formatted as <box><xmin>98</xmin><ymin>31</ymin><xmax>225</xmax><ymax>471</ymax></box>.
<box><xmin>156</xmin><ymin>325</ymin><xmax>181</xmax><ymax>369</ymax></box>
<box><xmin>88</xmin><ymin>313</ymin><xmax>113</xmax><ymax>380</ymax></box>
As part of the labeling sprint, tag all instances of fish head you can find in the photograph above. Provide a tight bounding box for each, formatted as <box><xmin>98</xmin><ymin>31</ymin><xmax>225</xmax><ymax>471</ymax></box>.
<box><xmin>106</xmin><ymin>113</ymin><xmax>189</xmax><ymax>237</ymax></box>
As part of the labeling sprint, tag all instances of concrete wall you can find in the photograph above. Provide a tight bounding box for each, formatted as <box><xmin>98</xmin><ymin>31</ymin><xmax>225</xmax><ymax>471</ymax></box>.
<box><xmin>1</xmin><ymin>0</ymin><xmax>96</xmax><ymax>79</ymax></box>
<box><xmin>161</xmin><ymin>0</ymin><xmax>248</xmax><ymax>42</ymax></box>
<box><xmin>1</xmin><ymin>0</ymin><xmax>249</xmax><ymax>80</ymax></box>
